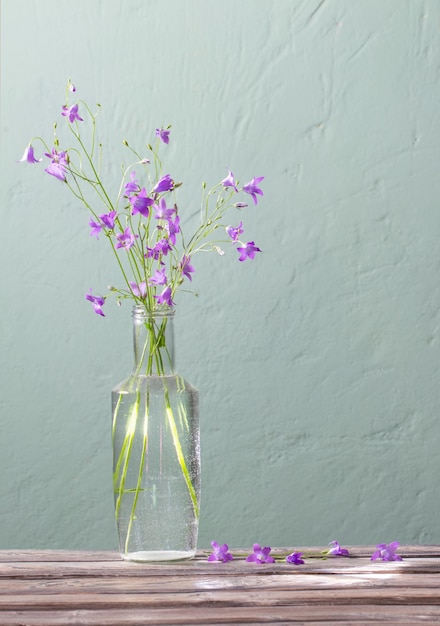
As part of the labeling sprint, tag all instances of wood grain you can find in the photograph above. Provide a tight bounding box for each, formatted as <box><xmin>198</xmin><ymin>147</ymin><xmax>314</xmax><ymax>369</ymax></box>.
<box><xmin>0</xmin><ymin>547</ymin><xmax>439</xmax><ymax>624</ymax></box>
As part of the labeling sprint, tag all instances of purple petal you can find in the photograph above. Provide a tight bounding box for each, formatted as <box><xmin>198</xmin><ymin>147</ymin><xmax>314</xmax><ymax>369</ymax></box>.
<box><xmin>17</xmin><ymin>144</ymin><xmax>42</xmax><ymax>164</ymax></box>
<box><xmin>221</xmin><ymin>169</ymin><xmax>238</xmax><ymax>192</ymax></box>
<box><xmin>153</xmin><ymin>174</ymin><xmax>174</xmax><ymax>193</ymax></box>
<box><xmin>156</xmin><ymin>128</ymin><xmax>170</xmax><ymax>144</ymax></box>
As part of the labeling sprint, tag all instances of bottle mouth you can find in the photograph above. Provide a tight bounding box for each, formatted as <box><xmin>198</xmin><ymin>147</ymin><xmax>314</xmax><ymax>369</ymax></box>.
<box><xmin>132</xmin><ymin>304</ymin><xmax>175</xmax><ymax>319</ymax></box>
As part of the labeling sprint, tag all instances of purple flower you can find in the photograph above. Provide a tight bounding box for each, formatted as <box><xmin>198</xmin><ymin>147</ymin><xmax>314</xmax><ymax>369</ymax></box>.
<box><xmin>100</xmin><ymin>210</ymin><xmax>117</xmax><ymax>230</ymax></box>
<box><xmin>222</xmin><ymin>169</ymin><xmax>238</xmax><ymax>192</ymax></box>
<box><xmin>243</xmin><ymin>176</ymin><xmax>264</xmax><ymax>205</ymax></box>
<box><xmin>85</xmin><ymin>289</ymin><xmax>105</xmax><ymax>316</ymax></box>
<box><xmin>146</xmin><ymin>241</ymin><xmax>167</xmax><ymax>259</ymax></box>
<box><xmin>124</xmin><ymin>171</ymin><xmax>139</xmax><ymax>196</ymax></box>
<box><xmin>155</xmin><ymin>127</ymin><xmax>170</xmax><ymax>144</ymax></box>
<box><xmin>147</xmin><ymin>238</ymin><xmax>173</xmax><ymax>259</ymax></box>
<box><xmin>328</xmin><ymin>541</ymin><xmax>350</xmax><ymax>557</ymax></box>
<box><xmin>89</xmin><ymin>211</ymin><xmax>116</xmax><ymax>238</ymax></box>
<box><xmin>89</xmin><ymin>219</ymin><xmax>103</xmax><ymax>239</ymax></box>
<box><xmin>115</xmin><ymin>227</ymin><xmax>138</xmax><ymax>250</ymax></box>
<box><xmin>17</xmin><ymin>144</ymin><xmax>42</xmax><ymax>163</ymax></box>
<box><xmin>179</xmin><ymin>255</ymin><xmax>195</xmax><ymax>282</ymax></box>
<box><xmin>129</xmin><ymin>281</ymin><xmax>147</xmax><ymax>298</ymax></box>
<box><xmin>166</xmin><ymin>215</ymin><xmax>180</xmax><ymax>245</ymax></box>
<box><xmin>371</xmin><ymin>542</ymin><xmax>402</xmax><ymax>562</ymax></box>
<box><xmin>44</xmin><ymin>161</ymin><xmax>66</xmax><ymax>181</ymax></box>
<box><xmin>237</xmin><ymin>241</ymin><xmax>262</xmax><ymax>262</ymax></box>
<box><xmin>153</xmin><ymin>174</ymin><xmax>174</xmax><ymax>193</ymax></box>
<box><xmin>129</xmin><ymin>188</ymin><xmax>153</xmax><ymax>217</ymax></box>
<box><xmin>154</xmin><ymin>286</ymin><xmax>175</xmax><ymax>307</ymax></box>
<box><xmin>226</xmin><ymin>221</ymin><xmax>243</xmax><ymax>242</ymax></box>
<box><xmin>286</xmin><ymin>552</ymin><xmax>305</xmax><ymax>565</ymax></box>
<box><xmin>246</xmin><ymin>544</ymin><xmax>275</xmax><ymax>564</ymax></box>
<box><xmin>44</xmin><ymin>148</ymin><xmax>68</xmax><ymax>182</ymax></box>
<box><xmin>148</xmin><ymin>268</ymin><xmax>167</xmax><ymax>286</ymax></box>
<box><xmin>207</xmin><ymin>541</ymin><xmax>233</xmax><ymax>563</ymax></box>
<box><xmin>153</xmin><ymin>197</ymin><xmax>175</xmax><ymax>221</ymax></box>
<box><xmin>61</xmin><ymin>103</ymin><xmax>84</xmax><ymax>123</ymax></box>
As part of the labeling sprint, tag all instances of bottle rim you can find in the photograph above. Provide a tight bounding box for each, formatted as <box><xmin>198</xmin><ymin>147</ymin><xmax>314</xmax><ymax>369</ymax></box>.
<box><xmin>132</xmin><ymin>304</ymin><xmax>175</xmax><ymax>319</ymax></box>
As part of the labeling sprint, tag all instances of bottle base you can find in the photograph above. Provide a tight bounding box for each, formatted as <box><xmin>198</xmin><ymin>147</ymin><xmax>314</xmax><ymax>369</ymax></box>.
<box><xmin>121</xmin><ymin>550</ymin><xmax>196</xmax><ymax>563</ymax></box>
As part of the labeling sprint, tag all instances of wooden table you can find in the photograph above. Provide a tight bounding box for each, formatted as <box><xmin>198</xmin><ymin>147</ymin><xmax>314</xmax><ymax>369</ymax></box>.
<box><xmin>1</xmin><ymin>546</ymin><xmax>440</xmax><ymax>624</ymax></box>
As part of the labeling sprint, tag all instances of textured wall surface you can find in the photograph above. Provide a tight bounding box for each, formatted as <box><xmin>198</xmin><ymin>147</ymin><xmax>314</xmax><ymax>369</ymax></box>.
<box><xmin>1</xmin><ymin>0</ymin><xmax>440</xmax><ymax>550</ymax></box>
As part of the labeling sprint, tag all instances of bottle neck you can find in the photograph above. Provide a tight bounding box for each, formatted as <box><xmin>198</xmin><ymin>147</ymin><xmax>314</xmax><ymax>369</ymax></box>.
<box><xmin>132</xmin><ymin>305</ymin><xmax>175</xmax><ymax>376</ymax></box>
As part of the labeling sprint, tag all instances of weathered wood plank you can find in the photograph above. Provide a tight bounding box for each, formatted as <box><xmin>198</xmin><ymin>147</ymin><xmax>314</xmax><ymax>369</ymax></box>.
<box><xmin>1</xmin><ymin>557</ymin><xmax>440</xmax><ymax>580</ymax></box>
<box><xmin>1</xmin><ymin>604</ymin><xmax>440</xmax><ymax>625</ymax></box>
<box><xmin>2</xmin><ymin>586</ymin><xmax>440</xmax><ymax>610</ymax></box>
<box><xmin>0</xmin><ymin>551</ymin><xmax>121</xmax><ymax>563</ymax></box>
<box><xmin>1</xmin><ymin>570</ymin><xmax>440</xmax><ymax>595</ymax></box>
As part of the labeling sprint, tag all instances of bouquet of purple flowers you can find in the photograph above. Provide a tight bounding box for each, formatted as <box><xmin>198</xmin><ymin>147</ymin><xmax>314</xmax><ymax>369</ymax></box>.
<box><xmin>19</xmin><ymin>81</ymin><xmax>264</xmax><ymax>318</ymax></box>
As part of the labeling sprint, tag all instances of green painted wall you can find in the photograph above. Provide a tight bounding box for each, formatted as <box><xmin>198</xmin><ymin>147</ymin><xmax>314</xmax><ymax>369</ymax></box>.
<box><xmin>1</xmin><ymin>0</ymin><xmax>440</xmax><ymax>550</ymax></box>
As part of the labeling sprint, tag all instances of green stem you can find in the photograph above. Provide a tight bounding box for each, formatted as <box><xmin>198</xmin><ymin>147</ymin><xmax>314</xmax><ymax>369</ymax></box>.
<box><xmin>124</xmin><ymin>395</ymin><xmax>149</xmax><ymax>554</ymax></box>
<box><xmin>114</xmin><ymin>390</ymin><xmax>140</xmax><ymax>519</ymax></box>
<box><xmin>165</xmin><ymin>390</ymin><xmax>199</xmax><ymax>519</ymax></box>
<box><xmin>112</xmin><ymin>391</ymin><xmax>124</xmax><ymax>441</ymax></box>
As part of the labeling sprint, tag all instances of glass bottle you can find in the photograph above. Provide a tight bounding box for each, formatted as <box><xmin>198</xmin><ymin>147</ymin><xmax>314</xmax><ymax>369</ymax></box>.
<box><xmin>112</xmin><ymin>305</ymin><xmax>200</xmax><ymax>562</ymax></box>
